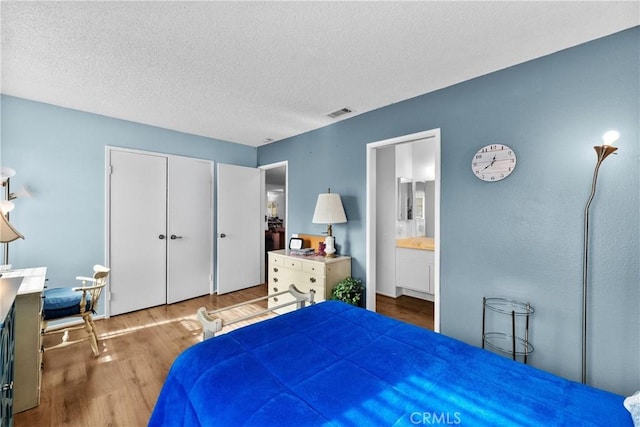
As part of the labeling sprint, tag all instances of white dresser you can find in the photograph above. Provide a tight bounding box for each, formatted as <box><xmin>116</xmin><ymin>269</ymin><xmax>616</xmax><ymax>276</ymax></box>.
<box><xmin>5</xmin><ymin>267</ymin><xmax>47</xmax><ymax>413</ymax></box>
<box><xmin>267</xmin><ymin>250</ymin><xmax>351</xmax><ymax>314</ymax></box>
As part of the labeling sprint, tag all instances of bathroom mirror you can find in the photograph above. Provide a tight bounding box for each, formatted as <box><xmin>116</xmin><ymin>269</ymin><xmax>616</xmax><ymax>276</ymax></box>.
<box><xmin>414</xmin><ymin>181</ymin><xmax>426</xmax><ymax>220</ymax></box>
<box><xmin>398</xmin><ymin>177</ymin><xmax>413</xmax><ymax>220</ymax></box>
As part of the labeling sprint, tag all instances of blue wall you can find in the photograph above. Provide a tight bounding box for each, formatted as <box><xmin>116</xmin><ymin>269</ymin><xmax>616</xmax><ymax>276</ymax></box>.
<box><xmin>0</xmin><ymin>97</ymin><xmax>256</xmax><ymax>292</ymax></box>
<box><xmin>258</xmin><ymin>27</ymin><xmax>639</xmax><ymax>395</ymax></box>
<box><xmin>1</xmin><ymin>27</ymin><xmax>637</xmax><ymax>395</ymax></box>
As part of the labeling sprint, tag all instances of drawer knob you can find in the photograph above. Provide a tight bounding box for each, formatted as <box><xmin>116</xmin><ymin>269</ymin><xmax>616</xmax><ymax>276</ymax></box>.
<box><xmin>273</xmin><ymin>267</ymin><xmax>278</xmax><ymax>273</ymax></box>
<box><xmin>273</xmin><ymin>297</ymin><xmax>279</xmax><ymax>302</ymax></box>
<box><xmin>273</xmin><ymin>277</ymin><xmax>278</xmax><ymax>282</ymax></box>
<box><xmin>273</xmin><ymin>287</ymin><xmax>278</xmax><ymax>293</ymax></box>
<box><xmin>309</xmin><ymin>277</ymin><xmax>316</xmax><ymax>283</ymax></box>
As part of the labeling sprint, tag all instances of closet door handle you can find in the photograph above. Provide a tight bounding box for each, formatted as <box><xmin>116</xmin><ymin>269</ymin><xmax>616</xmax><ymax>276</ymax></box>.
<box><xmin>170</xmin><ymin>235</ymin><xmax>183</xmax><ymax>240</ymax></box>
<box><xmin>159</xmin><ymin>234</ymin><xmax>166</xmax><ymax>240</ymax></box>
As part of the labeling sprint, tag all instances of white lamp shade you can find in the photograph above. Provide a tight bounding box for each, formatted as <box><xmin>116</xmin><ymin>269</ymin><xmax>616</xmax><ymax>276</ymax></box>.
<box><xmin>0</xmin><ymin>213</ymin><xmax>23</xmax><ymax>243</ymax></box>
<box><xmin>602</xmin><ymin>130</ymin><xmax>619</xmax><ymax>146</ymax></box>
<box><xmin>0</xmin><ymin>201</ymin><xmax>14</xmax><ymax>214</ymax></box>
<box><xmin>0</xmin><ymin>168</ymin><xmax>15</xmax><ymax>184</ymax></box>
<box><xmin>312</xmin><ymin>193</ymin><xmax>347</xmax><ymax>224</ymax></box>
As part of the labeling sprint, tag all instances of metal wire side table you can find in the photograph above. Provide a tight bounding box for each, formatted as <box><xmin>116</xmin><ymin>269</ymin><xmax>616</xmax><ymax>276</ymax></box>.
<box><xmin>482</xmin><ymin>297</ymin><xmax>534</xmax><ymax>364</ymax></box>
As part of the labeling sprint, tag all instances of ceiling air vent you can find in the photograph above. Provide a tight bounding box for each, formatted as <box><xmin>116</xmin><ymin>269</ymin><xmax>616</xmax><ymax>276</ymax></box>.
<box><xmin>327</xmin><ymin>107</ymin><xmax>353</xmax><ymax>119</ymax></box>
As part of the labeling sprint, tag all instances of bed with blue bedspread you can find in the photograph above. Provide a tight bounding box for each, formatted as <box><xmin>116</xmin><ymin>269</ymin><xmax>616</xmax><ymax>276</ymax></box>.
<box><xmin>149</xmin><ymin>301</ymin><xmax>632</xmax><ymax>426</ymax></box>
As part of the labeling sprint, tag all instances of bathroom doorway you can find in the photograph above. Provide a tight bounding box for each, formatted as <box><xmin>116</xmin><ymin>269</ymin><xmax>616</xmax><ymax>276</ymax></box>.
<box><xmin>365</xmin><ymin>129</ymin><xmax>441</xmax><ymax>331</ymax></box>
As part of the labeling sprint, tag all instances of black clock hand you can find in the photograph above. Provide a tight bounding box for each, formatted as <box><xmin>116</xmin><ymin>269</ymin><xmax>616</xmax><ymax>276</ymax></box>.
<box><xmin>482</xmin><ymin>155</ymin><xmax>496</xmax><ymax>170</ymax></box>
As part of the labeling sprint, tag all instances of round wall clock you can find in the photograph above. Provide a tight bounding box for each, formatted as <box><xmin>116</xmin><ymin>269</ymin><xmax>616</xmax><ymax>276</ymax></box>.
<box><xmin>471</xmin><ymin>144</ymin><xmax>517</xmax><ymax>182</ymax></box>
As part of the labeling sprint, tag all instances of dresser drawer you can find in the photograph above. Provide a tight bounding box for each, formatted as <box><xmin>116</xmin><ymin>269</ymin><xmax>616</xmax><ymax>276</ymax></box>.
<box><xmin>301</xmin><ymin>261</ymin><xmax>325</xmax><ymax>277</ymax></box>
<box><xmin>301</xmin><ymin>273</ymin><xmax>323</xmax><ymax>290</ymax></box>
<box><xmin>270</xmin><ymin>254</ymin><xmax>302</xmax><ymax>272</ymax></box>
<box><xmin>269</xmin><ymin>266</ymin><xmax>296</xmax><ymax>287</ymax></box>
<box><xmin>268</xmin><ymin>290</ymin><xmax>305</xmax><ymax>314</ymax></box>
<box><xmin>268</xmin><ymin>291</ymin><xmax>296</xmax><ymax>309</ymax></box>
<box><xmin>271</xmin><ymin>273</ymin><xmax>322</xmax><ymax>293</ymax></box>
<box><xmin>269</xmin><ymin>277</ymin><xmax>320</xmax><ymax>294</ymax></box>
<box><xmin>269</xmin><ymin>283</ymin><xmax>295</xmax><ymax>296</ymax></box>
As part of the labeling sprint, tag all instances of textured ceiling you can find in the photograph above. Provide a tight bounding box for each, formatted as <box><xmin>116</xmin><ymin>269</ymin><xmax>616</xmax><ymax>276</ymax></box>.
<box><xmin>1</xmin><ymin>1</ymin><xmax>638</xmax><ymax>147</ymax></box>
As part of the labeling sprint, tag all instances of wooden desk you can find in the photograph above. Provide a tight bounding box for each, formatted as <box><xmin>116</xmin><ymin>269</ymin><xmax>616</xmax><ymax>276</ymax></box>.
<box><xmin>0</xmin><ymin>276</ymin><xmax>23</xmax><ymax>425</ymax></box>
<box><xmin>3</xmin><ymin>267</ymin><xmax>47</xmax><ymax>413</ymax></box>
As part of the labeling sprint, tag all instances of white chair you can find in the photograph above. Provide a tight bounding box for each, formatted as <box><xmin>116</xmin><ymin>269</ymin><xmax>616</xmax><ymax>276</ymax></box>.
<box><xmin>41</xmin><ymin>265</ymin><xmax>110</xmax><ymax>356</ymax></box>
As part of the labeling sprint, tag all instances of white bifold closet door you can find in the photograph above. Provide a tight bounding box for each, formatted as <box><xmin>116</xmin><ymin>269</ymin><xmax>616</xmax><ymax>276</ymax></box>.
<box><xmin>109</xmin><ymin>149</ymin><xmax>213</xmax><ymax>316</ymax></box>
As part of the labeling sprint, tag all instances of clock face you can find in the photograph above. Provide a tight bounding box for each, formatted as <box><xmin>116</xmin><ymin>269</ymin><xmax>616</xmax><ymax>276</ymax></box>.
<box><xmin>471</xmin><ymin>144</ymin><xmax>517</xmax><ymax>182</ymax></box>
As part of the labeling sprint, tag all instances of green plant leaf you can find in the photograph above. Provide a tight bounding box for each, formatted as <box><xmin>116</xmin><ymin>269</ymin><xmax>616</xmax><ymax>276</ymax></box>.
<box><xmin>330</xmin><ymin>277</ymin><xmax>364</xmax><ymax>306</ymax></box>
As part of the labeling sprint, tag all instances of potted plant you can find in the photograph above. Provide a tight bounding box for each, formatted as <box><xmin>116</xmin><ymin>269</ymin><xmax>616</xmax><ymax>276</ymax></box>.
<box><xmin>331</xmin><ymin>277</ymin><xmax>364</xmax><ymax>307</ymax></box>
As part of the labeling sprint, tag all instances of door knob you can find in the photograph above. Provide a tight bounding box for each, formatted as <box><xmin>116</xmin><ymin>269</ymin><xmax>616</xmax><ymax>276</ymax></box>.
<box><xmin>159</xmin><ymin>234</ymin><xmax>166</xmax><ymax>240</ymax></box>
<box><xmin>219</xmin><ymin>233</ymin><xmax>226</xmax><ymax>238</ymax></box>
<box><xmin>170</xmin><ymin>235</ymin><xmax>183</xmax><ymax>240</ymax></box>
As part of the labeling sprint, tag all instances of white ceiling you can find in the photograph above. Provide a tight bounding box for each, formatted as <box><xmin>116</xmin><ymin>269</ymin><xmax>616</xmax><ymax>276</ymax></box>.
<box><xmin>1</xmin><ymin>1</ymin><xmax>638</xmax><ymax>147</ymax></box>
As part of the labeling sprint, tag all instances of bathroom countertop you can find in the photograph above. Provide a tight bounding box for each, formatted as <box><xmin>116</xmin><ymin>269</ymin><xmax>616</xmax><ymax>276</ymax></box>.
<box><xmin>395</xmin><ymin>237</ymin><xmax>434</xmax><ymax>251</ymax></box>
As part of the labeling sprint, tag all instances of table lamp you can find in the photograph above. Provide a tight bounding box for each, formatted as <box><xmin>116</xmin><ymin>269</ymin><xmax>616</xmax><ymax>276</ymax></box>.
<box><xmin>312</xmin><ymin>188</ymin><xmax>347</xmax><ymax>257</ymax></box>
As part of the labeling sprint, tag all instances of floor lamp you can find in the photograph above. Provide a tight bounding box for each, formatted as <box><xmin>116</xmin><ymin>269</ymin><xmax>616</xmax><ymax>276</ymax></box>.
<box><xmin>0</xmin><ymin>202</ymin><xmax>24</xmax><ymax>270</ymax></box>
<box><xmin>582</xmin><ymin>130</ymin><xmax>619</xmax><ymax>384</ymax></box>
<box><xmin>0</xmin><ymin>167</ymin><xmax>22</xmax><ymax>267</ymax></box>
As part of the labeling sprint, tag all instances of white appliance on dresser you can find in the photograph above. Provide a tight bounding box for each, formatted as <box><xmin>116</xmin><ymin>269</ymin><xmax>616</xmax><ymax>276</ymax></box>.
<box><xmin>267</xmin><ymin>250</ymin><xmax>351</xmax><ymax>314</ymax></box>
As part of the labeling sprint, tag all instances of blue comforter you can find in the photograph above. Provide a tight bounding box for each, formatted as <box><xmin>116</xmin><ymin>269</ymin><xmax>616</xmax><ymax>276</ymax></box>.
<box><xmin>149</xmin><ymin>301</ymin><xmax>631</xmax><ymax>426</ymax></box>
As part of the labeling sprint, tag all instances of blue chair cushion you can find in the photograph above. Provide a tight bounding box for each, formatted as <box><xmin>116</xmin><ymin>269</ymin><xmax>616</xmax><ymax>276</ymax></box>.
<box><xmin>43</xmin><ymin>287</ymin><xmax>92</xmax><ymax>321</ymax></box>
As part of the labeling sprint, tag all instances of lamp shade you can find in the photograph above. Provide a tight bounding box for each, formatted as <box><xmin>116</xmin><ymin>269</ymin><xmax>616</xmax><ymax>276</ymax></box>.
<box><xmin>0</xmin><ymin>168</ymin><xmax>15</xmax><ymax>184</ymax></box>
<box><xmin>0</xmin><ymin>212</ymin><xmax>23</xmax><ymax>243</ymax></box>
<box><xmin>312</xmin><ymin>193</ymin><xmax>347</xmax><ymax>225</ymax></box>
<box><xmin>602</xmin><ymin>130</ymin><xmax>619</xmax><ymax>146</ymax></box>
<box><xmin>0</xmin><ymin>201</ymin><xmax>14</xmax><ymax>214</ymax></box>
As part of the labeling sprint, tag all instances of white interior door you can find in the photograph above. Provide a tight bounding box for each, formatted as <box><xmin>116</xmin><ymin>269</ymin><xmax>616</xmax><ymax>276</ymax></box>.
<box><xmin>217</xmin><ymin>163</ymin><xmax>262</xmax><ymax>294</ymax></box>
<box><xmin>109</xmin><ymin>150</ymin><xmax>167</xmax><ymax>315</ymax></box>
<box><xmin>167</xmin><ymin>157</ymin><xmax>213</xmax><ymax>303</ymax></box>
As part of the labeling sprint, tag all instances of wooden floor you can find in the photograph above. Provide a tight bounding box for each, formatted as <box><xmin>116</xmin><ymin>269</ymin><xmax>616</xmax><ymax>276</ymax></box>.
<box><xmin>376</xmin><ymin>293</ymin><xmax>434</xmax><ymax>330</ymax></box>
<box><xmin>14</xmin><ymin>287</ymin><xmax>433</xmax><ymax>427</ymax></box>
